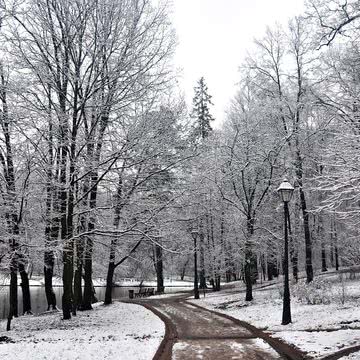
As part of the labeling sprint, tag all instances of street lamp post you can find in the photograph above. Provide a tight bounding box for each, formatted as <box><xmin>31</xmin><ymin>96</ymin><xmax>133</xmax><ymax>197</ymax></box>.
<box><xmin>191</xmin><ymin>229</ymin><xmax>200</xmax><ymax>299</ymax></box>
<box><xmin>277</xmin><ymin>179</ymin><xmax>294</xmax><ymax>325</ymax></box>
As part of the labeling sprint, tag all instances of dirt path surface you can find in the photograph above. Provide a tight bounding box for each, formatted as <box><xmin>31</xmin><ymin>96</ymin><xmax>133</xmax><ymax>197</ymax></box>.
<box><xmin>144</xmin><ymin>296</ymin><xmax>287</xmax><ymax>360</ymax></box>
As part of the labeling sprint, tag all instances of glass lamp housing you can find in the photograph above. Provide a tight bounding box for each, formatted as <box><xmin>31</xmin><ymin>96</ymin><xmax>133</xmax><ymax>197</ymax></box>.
<box><xmin>191</xmin><ymin>230</ymin><xmax>199</xmax><ymax>239</ymax></box>
<box><xmin>277</xmin><ymin>180</ymin><xmax>294</xmax><ymax>202</ymax></box>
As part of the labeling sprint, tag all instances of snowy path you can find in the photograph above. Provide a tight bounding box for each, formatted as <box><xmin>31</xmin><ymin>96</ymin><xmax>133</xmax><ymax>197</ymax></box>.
<box><xmin>143</xmin><ymin>295</ymin><xmax>301</xmax><ymax>360</ymax></box>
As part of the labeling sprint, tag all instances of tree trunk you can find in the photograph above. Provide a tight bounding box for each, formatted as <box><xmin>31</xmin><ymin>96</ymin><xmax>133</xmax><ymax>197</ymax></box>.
<box><xmin>180</xmin><ymin>257</ymin><xmax>189</xmax><ymax>281</ymax></box>
<box><xmin>330</xmin><ymin>244</ymin><xmax>334</xmax><ymax>268</ymax></box>
<box><xmin>330</xmin><ymin>215</ymin><xmax>335</xmax><ymax>268</ymax></box>
<box><xmin>225</xmin><ymin>250</ymin><xmax>232</xmax><ymax>283</ymax></box>
<box><xmin>299</xmin><ymin>186</ymin><xmax>313</xmax><ymax>282</ymax></box>
<box><xmin>245</xmin><ymin>217</ymin><xmax>256</xmax><ymax>301</ymax></box>
<box><xmin>82</xmin><ymin>236</ymin><xmax>94</xmax><ymax>310</ymax></box>
<box><xmin>267</xmin><ymin>258</ymin><xmax>275</xmax><ymax>281</ymax></box>
<box><xmin>9</xmin><ymin>256</ymin><xmax>18</xmax><ymax>319</ymax></box>
<box><xmin>287</xmin><ymin>209</ymin><xmax>298</xmax><ymax>282</ymax></box>
<box><xmin>335</xmin><ymin>245</ymin><xmax>339</xmax><ymax>271</ymax></box>
<box><xmin>61</xmin><ymin>171</ymin><xmax>73</xmax><ymax>320</ymax></box>
<box><xmin>19</xmin><ymin>259</ymin><xmax>32</xmax><ymax>314</ymax></box>
<box><xmin>44</xmin><ymin>89</ymin><xmax>57</xmax><ymax>311</ymax></box>
<box><xmin>82</xmin><ymin>171</ymin><xmax>98</xmax><ymax>310</ymax></box>
<box><xmin>73</xmin><ymin>239</ymin><xmax>84</xmax><ymax>310</ymax></box>
<box><xmin>321</xmin><ymin>244</ymin><xmax>327</xmax><ymax>272</ymax></box>
<box><xmin>104</xmin><ymin>173</ymin><xmax>122</xmax><ymax>305</ymax></box>
<box><xmin>74</xmin><ymin>184</ymin><xmax>86</xmax><ymax>311</ymax></box>
<box><xmin>62</xmin><ymin>249</ymin><xmax>73</xmax><ymax>320</ymax></box>
<box><xmin>82</xmin><ymin>107</ymin><xmax>109</xmax><ymax>309</ymax></box>
<box><xmin>59</xmin><ymin>92</ymin><xmax>72</xmax><ymax>319</ymax></box>
<box><xmin>64</xmin><ymin>166</ymin><xmax>76</xmax><ymax>317</ymax></box>
<box><xmin>44</xmin><ymin>254</ymin><xmax>57</xmax><ymax>310</ymax></box>
<box><xmin>334</xmin><ymin>217</ymin><xmax>339</xmax><ymax>271</ymax></box>
<box><xmin>199</xmin><ymin>221</ymin><xmax>207</xmax><ymax>289</ymax></box>
<box><xmin>104</xmin><ymin>260</ymin><xmax>115</xmax><ymax>305</ymax></box>
<box><xmin>295</xmin><ymin>144</ymin><xmax>313</xmax><ymax>283</ymax></box>
<box><xmin>215</xmin><ymin>275</ymin><xmax>221</xmax><ymax>291</ymax></box>
<box><xmin>244</xmin><ymin>249</ymin><xmax>253</xmax><ymax>301</ymax></box>
<box><xmin>91</xmin><ymin>280</ymin><xmax>98</xmax><ymax>303</ymax></box>
<box><xmin>155</xmin><ymin>244</ymin><xmax>164</xmax><ymax>293</ymax></box>
<box><xmin>7</xmin><ymin>260</ymin><xmax>17</xmax><ymax>331</ymax></box>
<box><xmin>44</xmin><ymin>217</ymin><xmax>58</xmax><ymax>310</ymax></box>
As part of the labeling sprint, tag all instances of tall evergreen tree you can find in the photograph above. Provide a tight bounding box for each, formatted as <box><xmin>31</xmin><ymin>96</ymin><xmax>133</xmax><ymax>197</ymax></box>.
<box><xmin>192</xmin><ymin>77</ymin><xmax>215</xmax><ymax>139</ymax></box>
<box><xmin>191</xmin><ymin>77</ymin><xmax>215</xmax><ymax>289</ymax></box>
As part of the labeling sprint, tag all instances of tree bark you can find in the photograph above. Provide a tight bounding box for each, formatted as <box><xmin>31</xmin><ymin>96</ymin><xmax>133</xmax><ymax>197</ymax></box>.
<box><xmin>199</xmin><ymin>222</ymin><xmax>207</xmax><ymax>289</ymax></box>
<box><xmin>19</xmin><ymin>257</ymin><xmax>32</xmax><ymax>314</ymax></box>
<box><xmin>82</xmin><ymin>169</ymin><xmax>98</xmax><ymax>310</ymax></box>
<box><xmin>9</xmin><ymin>256</ymin><xmax>18</xmax><ymax>318</ymax></box>
<box><xmin>245</xmin><ymin>217</ymin><xmax>255</xmax><ymax>301</ymax></box>
<box><xmin>44</xmin><ymin>254</ymin><xmax>57</xmax><ymax>310</ymax></box>
<box><xmin>287</xmin><ymin>208</ymin><xmax>298</xmax><ymax>282</ymax></box>
<box><xmin>298</xmin><ymin>182</ymin><xmax>313</xmax><ymax>282</ymax></box>
<box><xmin>244</xmin><ymin>249</ymin><xmax>253</xmax><ymax>301</ymax></box>
<box><xmin>104</xmin><ymin>260</ymin><xmax>115</xmax><ymax>305</ymax></box>
<box><xmin>82</xmin><ymin>236</ymin><xmax>94</xmax><ymax>310</ymax></box>
<box><xmin>104</xmin><ymin>173</ymin><xmax>122</xmax><ymax>305</ymax></box>
<box><xmin>334</xmin><ymin>217</ymin><xmax>339</xmax><ymax>271</ymax></box>
<box><xmin>154</xmin><ymin>244</ymin><xmax>164</xmax><ymax>293</ymax></box>
<box><xmin>335</xmin><ymin>245</ymin><xmax>339</xmax><ymax>271</ymax></box>
<box><xmin>267</xmin><ymin>258</ymin><xmax>275</xmax><ymax>281</ymax></box>
<box><xmin>180</xmin><ymin>257</ymin><xmax>189</xmax><ymax>281</ymax></box>
<box><xmin>73</xmin><ymin>239</ymin><xmax>84</xmax><ymax>310</ymax></box>
<box><xmin>44</xmin><ymin>88</ymin><xmax>57</xmax><ymax>311</ymax></box>
<box><xmin>83</xmin><ymin>107</ymin><xmax>109</xmax><ymax>309</ymax></box>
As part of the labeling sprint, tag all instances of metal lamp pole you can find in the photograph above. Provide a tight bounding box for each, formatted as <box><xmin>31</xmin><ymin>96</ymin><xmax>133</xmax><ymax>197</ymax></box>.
<box><xmin>277</xmin><ymin>179</ymin><xmax>294</xmax><ymax>325</ymax></box>
<box><xmin>191</xmin><ymin>230</ymin><xmax>200</xmax><ymax>300</ymax></box>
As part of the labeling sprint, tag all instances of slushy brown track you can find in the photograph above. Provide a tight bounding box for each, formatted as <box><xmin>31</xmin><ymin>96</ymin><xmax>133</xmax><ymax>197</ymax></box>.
<box><xmin>130</xmin><ymin>292</ymin><xmax>310</xmax><ymax>360</ymax></box>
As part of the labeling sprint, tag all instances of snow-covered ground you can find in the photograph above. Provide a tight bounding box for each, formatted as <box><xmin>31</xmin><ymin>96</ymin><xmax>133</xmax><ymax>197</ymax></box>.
<box><xmin>342</xmin><ymin>351</ymin><xmax>360</xmax><ymax>359</ymax></box>
<box><xmin>0</xmin><ymin>302</ymin><xmax>164</xmax><ymax>360</ymax></box>
<box><xmin>188</xmin><ymin>273</ymin><xmax>360</xmax><ymax>359</ymax></box>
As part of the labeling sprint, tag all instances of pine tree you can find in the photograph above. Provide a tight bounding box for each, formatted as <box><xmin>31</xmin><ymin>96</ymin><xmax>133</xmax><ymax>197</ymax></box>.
<box><xmin>191</xmin><ymin>77</ymin><xmax>214</xmax><ymax>290</ymax></box>
<box><xmin>192</xmin><ymin>77</ymin><xmax>215</xmax><ymax>139</ymax></box>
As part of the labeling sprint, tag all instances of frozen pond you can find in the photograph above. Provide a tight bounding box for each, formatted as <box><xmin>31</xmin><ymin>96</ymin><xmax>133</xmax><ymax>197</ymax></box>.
<box><xmin>0</xmin><ymin>285</ymin><xmax>188</xmax><ymax>319</ymax></box>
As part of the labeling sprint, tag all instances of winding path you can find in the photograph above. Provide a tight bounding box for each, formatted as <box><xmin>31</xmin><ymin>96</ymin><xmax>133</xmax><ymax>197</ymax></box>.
<box><xmin>138</xmin><ymin>294</ymin><xmax>307</xmax><ymax>360</ymax></box>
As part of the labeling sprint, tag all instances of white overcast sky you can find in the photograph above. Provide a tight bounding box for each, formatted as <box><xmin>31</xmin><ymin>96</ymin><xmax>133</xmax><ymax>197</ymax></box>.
<box><xmin>170</xmin><ymin>0</ymin><xmax>306</xmax><ymax>125</ymax></box>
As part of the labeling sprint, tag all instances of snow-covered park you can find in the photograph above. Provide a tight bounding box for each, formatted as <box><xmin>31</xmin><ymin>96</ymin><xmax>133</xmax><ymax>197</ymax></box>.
<box><xmin>0</xmin><ymin>302</ymin><xmax>164</xmax><ymax>360</ymax></box>
<box><xmin>189</xmin><ymin>271</ymin><xmax>360</xmax><ymax>359</ymax></box>
<box><xmin>2</xmin><ymin>0</ymin><xmax>360</xmax><ymax>358</ymax></box>
<box><xmin>2</xmin><ymin>271</ymin><xmax>360</xmax><ymax>359</ymax></box>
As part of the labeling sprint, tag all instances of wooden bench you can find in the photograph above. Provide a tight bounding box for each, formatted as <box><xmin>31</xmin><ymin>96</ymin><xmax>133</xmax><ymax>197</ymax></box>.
<box><xmin>147</xmin><ymin>288</ymin><xmax>155</xmax><ymax>296</ymax></box>
<box><xmin>131</xmin><ymin>287</ymin><xmax>155</xmax><ymax>298</ymax></box>
<box><xmin>134</xmin><ymin>288</ymin><xmax>146</xmax><ymax>298</ymax></box>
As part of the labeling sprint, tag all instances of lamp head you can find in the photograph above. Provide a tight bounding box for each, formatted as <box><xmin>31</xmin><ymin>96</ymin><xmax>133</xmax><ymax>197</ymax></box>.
<box><xmin>191</xmin><ymin>229</ymin><xmax>199</xmax><ymax>239</ymax></box>
<box><xmin>277</xmin><ymin>179</ymin><xmax>294</xmax><ymax>203</ymax></box>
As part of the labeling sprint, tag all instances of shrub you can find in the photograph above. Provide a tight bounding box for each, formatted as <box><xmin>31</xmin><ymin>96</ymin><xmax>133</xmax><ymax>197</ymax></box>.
<box><xmin>292</xmin><ymin>278</ymin><xmax>332</xmax><ymax>305</ymax></box>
